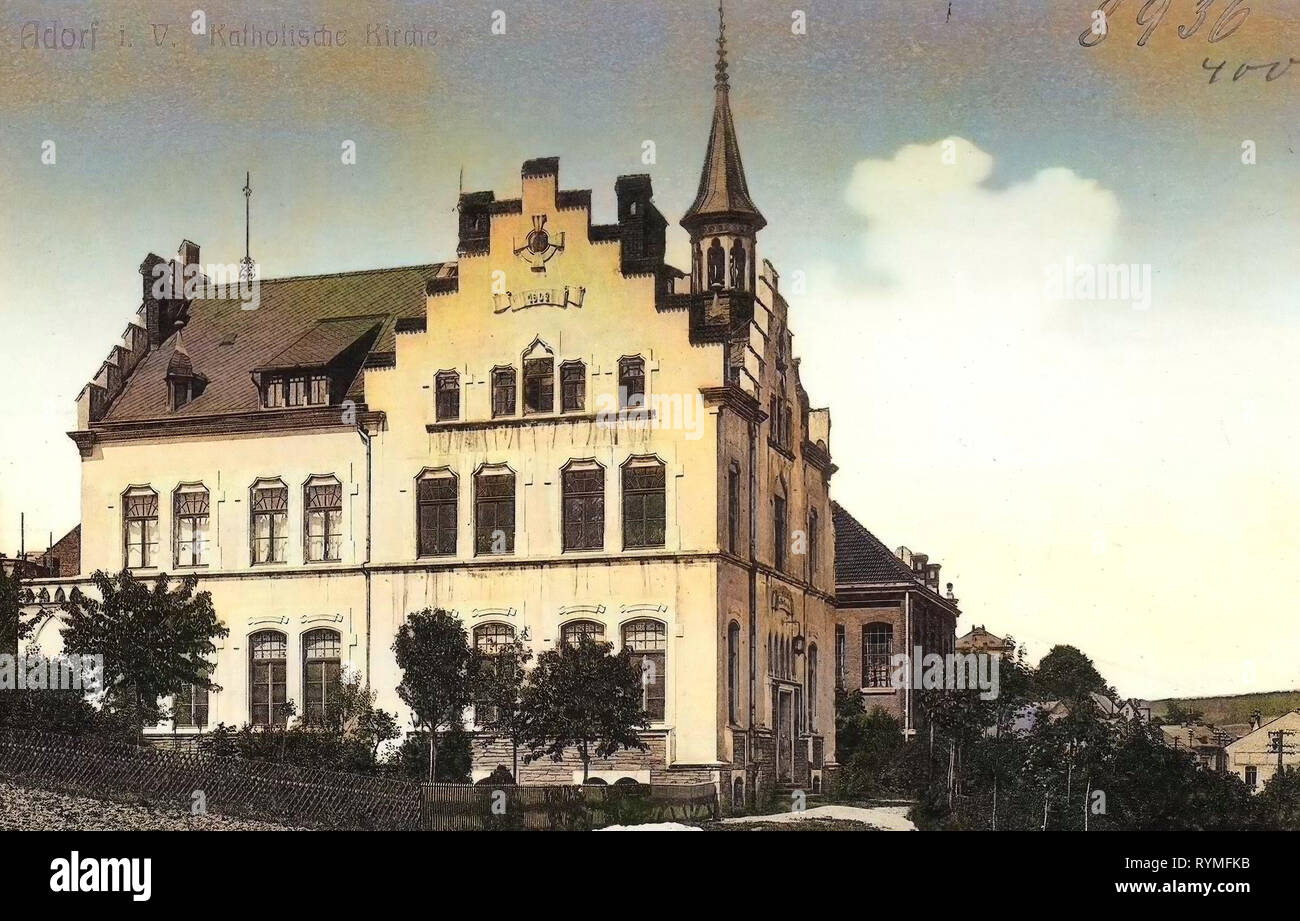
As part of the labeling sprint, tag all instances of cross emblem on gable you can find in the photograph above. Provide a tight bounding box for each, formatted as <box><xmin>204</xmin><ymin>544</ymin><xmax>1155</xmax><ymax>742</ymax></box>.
<box><xmin>514</xmin><ymin>214</ymin><xmax>564</xmax><ymax>271</ymax></box>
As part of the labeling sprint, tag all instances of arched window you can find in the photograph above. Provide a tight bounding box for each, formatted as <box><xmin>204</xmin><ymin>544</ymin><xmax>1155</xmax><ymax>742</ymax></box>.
<box><xmin>304</xmin><ymin>476</ymin><xmax>343</xmax><ymax>562</ymax></box>
<box><xmin>807</xmin><ymin>643</ymin><xmax>819</xmax><ymax>726</ymax></box>
<box><xmin>123</xmin><ymin>487</ymin><xmax>159</xmax><ymax>569</ymax></box>
<box><xmin>435</xmin><ymin>370</ymin><xmax>460</xmax><ymax>421</ymax></box>
<box><xmin>474</xmin><ymin>466</ymin><xmax>515</xmax><ymax>555</ymax></box>
<box><xmin>727</xmin><ymin>621</ymin><xmax>741</xmax><ymax>724</ymax></box>
<box><xmin>707</xmin><ymin>237</ymin><xmax>725</xmax><ymax>288</ymax></box>
<box><xmin>523</xmin><ymin>342</ymin><xmax>554</xmax><ymax>414</ymax></box>
<box><xmin>249</xmin><ymin>630</ymin><xmax>288</xmax><ymax>727</ymax></box>
<box><xmin>729</xmin><ymin>238</ymin><xmax>747</xmax><ymax>290</ymax></box>
<box><xmin>491</xmin><ymin>366</ymin><xmax>516</xmax><ymax>418</ymax></box>
<box><xmin>474</xmin><ymin>623</ymin><xmax>516</xmax><ymax>724</ymax></box>
<box><xmin>618</xmin><ymin>356</ymin><xmax>645</xmax><ymax>411</ymax></box>
<box><xmin>623</xmin><ymin>619</ymin><xmax>666</xmax><ymax>720</ymax></box>
<box><xmin>773</xmin><ymin>489</ymin><xmax>788</xmax><ymax>572</ymax></box>
<box><xmin>562</xmin><ymin>461</ymin><xmax>605</xmax><ymax>551</ymax></box>
<box><xmin>417</xmin><ymin>470</ymin><xmax>457</xmax><ymax>557</ymax></box>
<box><xmin>54</xmin><ymin>588</ymin><xmax>65</xmax><ymax>603</ymax></box>
<box><xmin>302</xmin><ymin>629</ymin><xmax>341</xmax><ymax>726</ymax></box>
<box><xmin>732</xmin><ymin>775</ymin><xmax>745</xmax><ymax>808</ymax></box>
<box><xmin>862</xmin><ymin>623</ymin><xmax>893</xmax><ymax>688</ymax></box>
<box><xmin>173</xmin><ymin>484</ymin><xmax>210</xmax><ymax>568</ymax></box>
<box><xmin>560</xmin><ymin>360</ymin><xmax>586</xmax><ymax>413</ymax></box>
<box><xmin>561</xmin><ymin>620</ymin><xmax>605</xmax><ymax>647</ymax></box>
<box><xmin>251</xmin><ymin>478</ymin><xmax>288</xmax><ymax>564</ymax></box>
<box><xmin>622</xmin><ymin>457</ymin><xmax>665</xmax><ymax>549</ymax></box>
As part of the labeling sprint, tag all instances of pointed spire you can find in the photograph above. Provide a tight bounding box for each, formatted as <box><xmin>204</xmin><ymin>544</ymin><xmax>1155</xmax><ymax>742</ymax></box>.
<box><xmin>682</xmin><ymin>0</ymin><xmax>765</xmax><ymax>233</ymax></box>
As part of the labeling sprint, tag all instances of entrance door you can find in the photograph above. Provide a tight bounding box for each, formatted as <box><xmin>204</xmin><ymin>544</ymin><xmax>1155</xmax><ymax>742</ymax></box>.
<box><xmin>777</xmin><ymin>689</ymin><xmax>793</xmax><ymax>782</ymax></box>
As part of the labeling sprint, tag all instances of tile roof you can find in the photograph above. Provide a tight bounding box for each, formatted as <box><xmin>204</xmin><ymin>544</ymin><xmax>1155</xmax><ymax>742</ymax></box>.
<box><xmin>831</xmin><ymin>501</ymin><xmax>925</xmax><ymax>587</ymax></box>
<box><xmin>102</xmin><ymin>264</ymin><xmax>443</xmax><ymax>422</ymax></box>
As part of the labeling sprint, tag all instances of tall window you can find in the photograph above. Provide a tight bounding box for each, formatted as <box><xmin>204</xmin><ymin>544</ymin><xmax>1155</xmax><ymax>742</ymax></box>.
<box><xmin>562</xmin><ymin>463</ymin><xmax>605</xmax><ymax>551</ymax></box>
<box><xmin>523</xmin><ymin>357</ymin><xmax>553</xmax><ymax>414</ymax></box>
<box><xmin>807</xmin><ymin>643</ymin><xmax>819</xmax><ymax>725</ymax></box>
<box><xmin>727</xmin><ymin>463</ymin><xmax>741</xmax><ymax>554</ymax></box>
<box><xmin>474</xmin><ymin>623</ymin><xmax>516</xmax><ymax>724</ymax></box>
<box><xmin>618</xmin><ymin>356</ymin><xmax>645</xmax><ymax>410</ymax></box>
<box><xmin>173</xmin><ymin>682</ymin><xmax>209</xmax><ymax>728</ymax></box>
<box><xmin>808</xmin><ymin>508</ymin><xmax>819</xmax><ymax>580</ymax></box>
<box><xmin>173</xmin><ymin>485</ymin><xmax>210</xmax><ymax>567</ymax></box>
<box><xmin>304</xmin><ymin>476</ymin><xmax>343</xmax><ymax>562</ymax></box>
<box><xmin>1246</xmin><ymin>766</ymin><xmax>1258</xmax><ymax>790</ymax></box>
<box><xmin>474</xmin><ymin>468</ymin><xmax>516</xmax><ymax>555</ymax></box>
<box><xmin>561</xmin><ymin>620</ymin><xmax>605</xmax><ymax>647</ymax></box>
<box><xmin>123</xmin><ymin>487</ymin><xmax>159</xmax><ymax>569</ymax></box>
<box><xmin>834</xmin><ymin>624</ymin><xmax>846</xmax><ymax>689</ymax></box>
<box><xmin>436</xmin><ymin>371</ymin><xmax>460</xmax><ymax>421</ymax></box>
<box><xmin>302</xmin><ymin>629</ymin><xmax>341</xmax><ymax>726</ymax></box>
<box><xmin>560</xmin><ymin>360</ymin><xmax>585</xmax><ymax>412</ymax></box>
<box><xmin>251</xmin><ymin>479</ymin><xmax>289</xmax><ymax>564</ymax></box>
<box><xmin>249</xmin><ymin>630</ymin><xmax>287</xmax><ymax>727</ymax></box>
<box><xmin>863</xmin><ymin>623</ymin><xmax>893</xmax><ymax>688</ymax></box>
<box><xmin>623</xmin><ymin>619</ymin><xmax>666</xmax><ymax>721</ymax></box>
<box><xmin>774</xmin><ymin>494</ymin><xmax>788</xmax><ymax>571</ymax></box>
<box><xmin>491</xmin><ymin>366</ymin><xmax>516</xmax><ymax>417</ymax></box>
<box><xmin>728</xmin><ymin>621</ymin><xmax>741</xmax><ymax>724</ymax></box>
<box><xmin>416</xmin><ymin>471</ymin><xmax>457</xmax><ymax>557</ymax></box>
<box><xmin>622</xmin><ymin>458</ymin><xmax>666</xmax><ymax>549</ymax></box>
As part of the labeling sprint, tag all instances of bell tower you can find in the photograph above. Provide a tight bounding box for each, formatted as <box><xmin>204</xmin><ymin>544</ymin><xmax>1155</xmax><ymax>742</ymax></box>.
<box><xmin>680</xmin><ymin>1</ymin><xmax>766</xmax><ymax>297</ymax></box>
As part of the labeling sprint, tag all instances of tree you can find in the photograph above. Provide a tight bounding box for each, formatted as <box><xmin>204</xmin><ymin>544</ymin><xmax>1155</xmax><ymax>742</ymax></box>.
<box><xmin>59</xmin><ymin>569</ymin><xmax>227</xmax><ymax>743</ymax></box>
<box><xmin>1161</xmin><ymin>701</ymin><xmax>1205</xmax><ymax>726</ymax></box>
<box><xmin>0</xmin><ymin>567</ymin><xmax>49</xmax><ymax>656</ymax></box>
<box><xmin>1035</xmin><ymin>645</ymin><xmax>1108</xmax><ymax>704</ymax></box>
<box><xmin>519</xmin><ymin>636</ymin><xmax>648</xmax><ymax>782</ymax></box>
<box><xmin>392</xmin><ymin>608</ymin><xmax>479</xmax><ymax>783</ymax></box>
<box><xmin>475</xmin><ymin>635</ymin><xmax>532</xmax><ymax>782</ymax></box>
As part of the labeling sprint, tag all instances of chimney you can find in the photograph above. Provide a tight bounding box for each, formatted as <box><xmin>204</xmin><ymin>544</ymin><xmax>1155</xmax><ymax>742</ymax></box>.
<box><xmin>946</xmin><ymin>581</ymin><xmax>956</xmax><ymax>600</ymax></box>
<box><xmin>457</xmin><ymin>191</ymin><xmax>494</xmax><ymax>256</ymax></box>
<box><xmin>1250</xmin><ymin>709</ymin><xmax>1262</xmax><ymax>732</ymax></box>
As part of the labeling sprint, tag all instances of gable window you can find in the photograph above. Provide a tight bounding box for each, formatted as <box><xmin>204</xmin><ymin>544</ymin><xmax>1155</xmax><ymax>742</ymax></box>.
<box><xmin>562</xmin><ymin>462</ymin><xmax>605</xmax><ymax>551</ymax></box>
<box><xmin>561</xmin><ymin>620</ymin><xmax>605</xmax><ymax>647</ymax></box>
<box><xmin>173</xmin><ymin>682</ymin><xmax>209</xmax><ymax>728</ymax></box>
<box><xmin>863</xmin><ymin>623</ymin><xmax>893</xmax><ymax>689</ymax></box>
<box><xmin>727</xmin><ymin>463</ymin><xmax>741</xmax><ymax>554</ymax></box>
<box><xmin>249</xmin><ymin>630</ymin><xmax>288</xmax><ymax>727</ymax></box>
<box><xmin>623</xmin><ymin>619</ymin><xmax>666</xmax><ymax>721</ymax></box>
<box><xmin>417</xmin><ymin>471</ymin><xmax>458</xmax><ymax>557</ymax></box>
<box><xmin>473</xmin><ymin>623</ymin><xmax>516</xmax><ymax>724</ymax></box>
<box><xmin>622</xmin><ymin>458</ymin><xmax>666</xmax><ymax>549</ymax></box>
<box><xmin>523</xmin><ymin>357</ymin><xmax>554</xmax><ymax>414</ymax></box>
<box><xmin>474</xmin><ymin>468</ymin><xmax>516</xmax><ymax>555</ymax></box>
<box><xmin>774</xmin><ymin>494</ymin><xmax>788</xmax><ymax>571</ymax></box>
<box><xmin>491</xmin><ymin>366</ymin><xmax>516</xmax><ymax>418</ymax></box>
<box><xmin>304</xmin><ymin>476</ymin><xmax>343</xmax><ymax>562</ymax></box>
<box><xmin>123</xmin><ymin>488</ymin><xmax>159</xmax><ymax>569</ymax></box>
<box><xmin>302</xmin><ymin>629</ymin><xmax>341</xmax><ymax>727</ymax></box>
<box><xmin>728</xmin><ymin>621</ymin><xmax>741</xmax><ymax>724</ymax></box>
<box><xmin>262</xmin><ymin>372</ymin><xmax>330</xmax><ymax>408</ymax></box>
<box><xmin>618</xmin><ymin>356</ymin><xmax>645</xmax><ymax>410</ymax></box>
<box><xmin>173</xmin><ymin>485</ymin><xmax>210</xmax><ymax>568</ymax></box>
<box><xmin>435</xmin><ymin>371</ymin><xmax>460</xmax><ymax>421</ymax></box>
<box><xmin>251</xmin><ymin>479</ymin><xmax>289</xmax><ymax>564</ymax></box>
<box><xmin>560</xmin><ymin>360</ymin><xmax>586</xmax><ymax>412</ymax></box>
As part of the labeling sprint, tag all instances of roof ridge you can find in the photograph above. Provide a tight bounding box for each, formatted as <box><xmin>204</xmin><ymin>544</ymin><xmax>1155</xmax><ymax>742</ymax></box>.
<box><xmin>252</xmin><ymin>262</ymin><xmax>443</xmax><ymax>286</ymax></box>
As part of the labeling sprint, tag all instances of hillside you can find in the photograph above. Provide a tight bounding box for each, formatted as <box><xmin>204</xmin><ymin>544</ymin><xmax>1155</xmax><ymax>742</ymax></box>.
<box><xmin>1150</xmin><ymin>690</ymin><xmax>1300</xmax><ymax>727</ymax></box>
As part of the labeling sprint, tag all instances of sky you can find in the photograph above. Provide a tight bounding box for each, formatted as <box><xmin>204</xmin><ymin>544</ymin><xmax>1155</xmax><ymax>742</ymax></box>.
<box><xmin>1</xmin><ymin>0</ymin><xmax>1297</xmax><ymax>699</ymax></box>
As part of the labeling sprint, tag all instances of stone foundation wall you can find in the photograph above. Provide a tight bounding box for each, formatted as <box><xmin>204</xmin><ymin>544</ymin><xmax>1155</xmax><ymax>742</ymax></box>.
<box><xmin>470</xmin><ymin>733</ymin><xmax>675</xmax><ymax>785</ymax></box>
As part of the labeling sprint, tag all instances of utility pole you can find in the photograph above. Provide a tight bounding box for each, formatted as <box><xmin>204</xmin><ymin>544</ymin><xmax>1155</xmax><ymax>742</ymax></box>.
<box><xmin>1268</xmin><ymin>729</ymin><xmax>1297</xmax><ymax>773</ymax></box>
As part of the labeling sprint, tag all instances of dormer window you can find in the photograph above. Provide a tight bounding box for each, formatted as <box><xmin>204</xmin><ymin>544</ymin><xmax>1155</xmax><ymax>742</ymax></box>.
<box><xmin>261</xmin><ymin>372</ymin><xmax>330</xmax><ymax>409</ymax></box>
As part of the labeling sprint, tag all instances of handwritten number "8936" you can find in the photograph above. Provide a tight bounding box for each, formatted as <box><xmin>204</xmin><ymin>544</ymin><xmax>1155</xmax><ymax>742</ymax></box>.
<box><xmin>1079</xmin><ymin>0</ymin><xmax>1250</xmax><ymax>48</ymax></box>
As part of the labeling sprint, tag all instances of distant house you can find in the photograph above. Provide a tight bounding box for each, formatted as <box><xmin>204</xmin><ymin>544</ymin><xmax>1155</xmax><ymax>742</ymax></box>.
<box><xmin>956</xmin><ymin>625</ymin><xmax>1015</xmax><ymax>658</ymax></box>
<box><xmin>1225</xmin><ymin>710</ymin><xmax>1300</xmax><ymax>792</ymax></box>
<box><xmin>1159</xmin><ymin>723</ymin><xmax>1241</xmax><ymax>772</ymax></box>
<box><xmin>997</xmin><ymin>692</ymin><xmax>1150</xmax><ymax>736</ymax></box>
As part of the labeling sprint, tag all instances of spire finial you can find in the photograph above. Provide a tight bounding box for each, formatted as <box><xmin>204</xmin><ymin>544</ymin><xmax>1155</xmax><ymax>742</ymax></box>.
<box><xmin>240</xmin><ymin>170</ymin><xmax>255</xmax><ymax>282</ymax></box>
<box><xmin>715</xmin><ymin>1</ymin><xmax>728</xmax><ymax>89</ymax></box>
